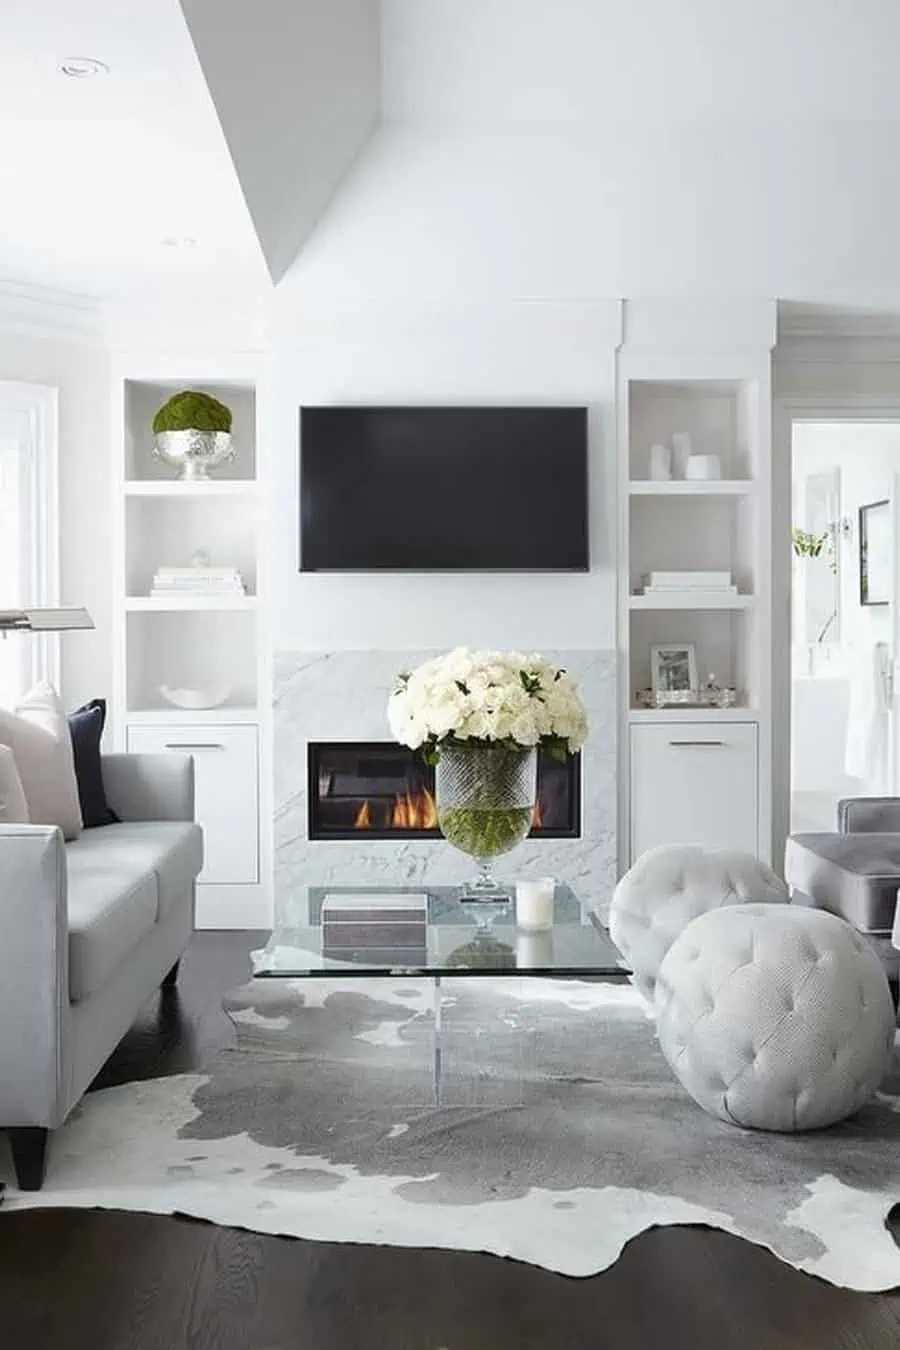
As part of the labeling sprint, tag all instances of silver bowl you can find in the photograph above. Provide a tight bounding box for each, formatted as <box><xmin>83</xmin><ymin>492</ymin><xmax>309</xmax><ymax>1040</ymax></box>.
<box><xmin>153</xmin><ymin>429</ymin><xmax>235</xmax><ymax>481</ymax></box>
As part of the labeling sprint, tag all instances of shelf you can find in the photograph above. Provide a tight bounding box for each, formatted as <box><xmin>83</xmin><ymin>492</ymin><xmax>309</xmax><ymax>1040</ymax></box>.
<box><xmin>629</xmin><ymin>592</ymin><xmax>754</xmax><ymax>611</ymax></box>
<box><xmin>124</xmin><ymin>480</ymin><xmax>257</xmax><ymax>498</ymax></box>
<box><xmin>126</xmin><ymin>706</ymin><xmax>259</xmax><ymax>725</ymax></box>
<box><xmin>628</xmin><ymin>707</ymin><xmax>760</xmax><ymax>724</ymax></box>
<box><xmin>629</xmin><ymin>481</ymin><xmax>754</xmax><ymax>497</ymax></box>
<box><xmin>125</xmin><ymin>596</ymin><xmax>258</xmax><ymax>612</ymax></box>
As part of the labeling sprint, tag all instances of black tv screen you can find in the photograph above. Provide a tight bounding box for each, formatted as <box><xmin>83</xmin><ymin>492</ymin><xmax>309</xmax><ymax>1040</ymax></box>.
<box><xmin>299</xmin><ymin>406</ymin><xmax>589</xmax><ymax>572</ymax></box>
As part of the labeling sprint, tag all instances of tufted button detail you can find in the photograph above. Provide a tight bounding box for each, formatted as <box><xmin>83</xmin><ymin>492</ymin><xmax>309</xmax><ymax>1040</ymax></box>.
<box><xmin>653</xmin><ymin>904</ymin><xmax>896</xmax><ymax>1132</ymax></box>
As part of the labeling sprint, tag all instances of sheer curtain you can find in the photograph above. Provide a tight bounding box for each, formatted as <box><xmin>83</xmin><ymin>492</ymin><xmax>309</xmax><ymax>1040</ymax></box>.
<box><xmin>0</xmin><ymin>383</ymin><xmax>59</xmax><ymax>707</ymax></box>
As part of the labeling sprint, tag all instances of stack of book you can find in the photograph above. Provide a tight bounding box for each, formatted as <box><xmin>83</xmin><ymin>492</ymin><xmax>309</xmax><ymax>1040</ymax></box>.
<box><xmin>321</xmin><ymin>892</ymin><xmax>428</xmax><ymax>966</ymax></box>
<box><xmin>640</xmin><ymin>570</ymin><xmax>737</xmax><ymax>596</ymax></box>
<box><xmin>150</xmin><ymin>566</ymin><xmax>247</xmax><ymax>597</ymax></box>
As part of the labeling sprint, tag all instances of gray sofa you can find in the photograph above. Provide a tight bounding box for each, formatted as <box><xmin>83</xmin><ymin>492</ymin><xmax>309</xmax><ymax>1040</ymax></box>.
<box><xmin>0</xmin><ymin>753</ymin><xmax>202</xmax><ymax>1190</ymax></box>
<box><xmin>785</xmin><ymin>795</ymin><xmax>900</xmax><ymax>994</ymax></box>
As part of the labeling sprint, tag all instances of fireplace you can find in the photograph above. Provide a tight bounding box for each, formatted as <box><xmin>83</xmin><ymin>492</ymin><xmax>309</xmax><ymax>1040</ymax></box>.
<box><xmin>309</xmin><ymin>741</ymin><xmax>581</xmax><ymax>841</ymax></box>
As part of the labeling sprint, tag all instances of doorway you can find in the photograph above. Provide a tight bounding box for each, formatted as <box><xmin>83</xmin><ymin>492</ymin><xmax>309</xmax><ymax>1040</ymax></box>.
<box><xmin>789</xmin><ymin>420</ymin><xmax>900</xmax><ymax>833</ymax></box>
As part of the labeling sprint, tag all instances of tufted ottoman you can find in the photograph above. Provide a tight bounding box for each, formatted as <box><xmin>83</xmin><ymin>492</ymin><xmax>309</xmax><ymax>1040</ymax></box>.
<box><xmin>654</xmin><ymin>904</ymin><xmax>896</xmax><ymax>1132</ymax></box>
<box><xmin>609</xmin><ymin>845</ymin><xmax>788</xmax><ymax>1002</ymax></box>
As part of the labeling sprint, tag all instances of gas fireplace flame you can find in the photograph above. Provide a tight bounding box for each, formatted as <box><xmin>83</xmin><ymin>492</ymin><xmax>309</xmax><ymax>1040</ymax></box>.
<box><xmin>352</xmin><ymin>788</ymin><xmax>438</xmax><ymax>831</ymax></box>
<box><xmin>533</xmin><ymin>798</ymin><xmax>544</xmax><ymax>830</ymax></box>
<box><xmin>391</xmin><ymin>788</ymin><xmax>438</xmax><ymax>830</ymax></box>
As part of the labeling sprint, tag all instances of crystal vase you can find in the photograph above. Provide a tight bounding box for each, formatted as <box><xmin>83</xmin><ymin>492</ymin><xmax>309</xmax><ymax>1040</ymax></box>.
<box><xmin>435</xmin><ymin>742</ymin><xmax>537</xmax><ymax>902</ymax></box>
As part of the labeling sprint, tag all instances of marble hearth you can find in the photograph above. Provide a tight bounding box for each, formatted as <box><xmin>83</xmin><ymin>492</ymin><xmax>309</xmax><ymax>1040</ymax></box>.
<box><xmin>273</xmin><ymin>650</ymin><xmax>617</xmax><ymax>920</ymax></box>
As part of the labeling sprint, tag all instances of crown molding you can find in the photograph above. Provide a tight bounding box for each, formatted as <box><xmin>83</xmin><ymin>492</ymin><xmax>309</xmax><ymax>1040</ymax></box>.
<box><xmin>777</xmin><ymin>302</ymin><xmax>900</xmax><ymax>361</ymax></box>
<box><xmin>0</xmin><ymin>280</ymin><xmax>104</xmax><ymax>341</ymax></box>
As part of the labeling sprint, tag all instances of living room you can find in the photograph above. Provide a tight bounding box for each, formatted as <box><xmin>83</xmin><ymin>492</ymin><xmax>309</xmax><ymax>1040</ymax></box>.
<box><xmin>4</xmin><ymin>2</ymin><xmax>900</xmax><ymax>1348</ymax></box>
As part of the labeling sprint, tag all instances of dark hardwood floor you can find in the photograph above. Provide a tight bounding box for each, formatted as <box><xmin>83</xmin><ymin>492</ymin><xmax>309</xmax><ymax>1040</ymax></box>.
<box><xmin>2</xmin><ymin>932</ymin><xmax>900</xmax><ymax>1350</ymax></box>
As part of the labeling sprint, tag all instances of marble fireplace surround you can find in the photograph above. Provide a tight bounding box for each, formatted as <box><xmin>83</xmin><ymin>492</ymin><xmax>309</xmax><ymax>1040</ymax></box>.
<box><xmin>274</xmin><ymin>650</ymin><xmax>617</xmax><ymax>920</ymax></box>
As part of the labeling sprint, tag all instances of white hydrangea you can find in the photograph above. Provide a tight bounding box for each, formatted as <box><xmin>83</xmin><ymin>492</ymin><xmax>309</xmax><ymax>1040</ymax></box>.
<box><xmin>387</xmin><ymin>647</ymin><xmax>588</xmax><ymax>757</ymax></box>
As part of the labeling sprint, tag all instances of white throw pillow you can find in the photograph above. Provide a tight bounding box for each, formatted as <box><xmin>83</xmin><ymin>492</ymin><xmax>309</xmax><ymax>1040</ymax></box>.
<box><xmin>0</xmin><ymin>744</ymin><xmax>29</xmax><ymax>824</ymax></box>
<box><xmin>0</xmin><ymin>682</ymin><xmax>82</xmax><ymax>839</ymax></box>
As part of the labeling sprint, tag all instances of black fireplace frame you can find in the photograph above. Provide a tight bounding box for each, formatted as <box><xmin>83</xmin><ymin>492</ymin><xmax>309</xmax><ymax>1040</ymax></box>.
<box><xmin>308</xmin><ymin>740</ymin><xmax>581</xmax><ymax>842</ymax></box>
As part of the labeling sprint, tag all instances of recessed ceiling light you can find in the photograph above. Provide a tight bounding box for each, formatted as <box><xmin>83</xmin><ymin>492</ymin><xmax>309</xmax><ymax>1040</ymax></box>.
<box><xmin>160</xmin><ymin>236</ymin><xmax>198</xmax><ymax>250</ymax></box>
<box><xmin>59</xmin><ymin>57</ymin><xmax>109</xmax><ymax>79</ymax></box>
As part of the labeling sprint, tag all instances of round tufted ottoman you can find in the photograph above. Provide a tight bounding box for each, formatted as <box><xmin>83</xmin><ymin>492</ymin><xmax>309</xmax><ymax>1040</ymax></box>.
<box><xmin>609</xmin><ymin>845</ymin><xmax>788</xmax><ymax>1002</ymax></box>
<box><xmin>654</xmin><ymin>904</ymin><xmax>896</xmax><ymax>1132</ymax></box>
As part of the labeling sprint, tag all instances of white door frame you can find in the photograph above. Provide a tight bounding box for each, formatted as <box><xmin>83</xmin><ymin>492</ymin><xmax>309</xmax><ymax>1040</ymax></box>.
<box><xmin>0</xmin><ymin>381</ymin><xmax>59</xmax><ymax>693</ymax></box>
<box><xmin>773</xmin><ymin>394</ymin><xmax>900</xmax><ymax>866</ymax></box>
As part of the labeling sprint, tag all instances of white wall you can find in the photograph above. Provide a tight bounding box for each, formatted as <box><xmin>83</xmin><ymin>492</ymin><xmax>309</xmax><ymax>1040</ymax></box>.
<box><xmin>267</xmin><ymin>298</ymin><xmax>621</xmax><ymax>652</ymax></box>
<box><xmin>793</xmin><ymin>421</ymin><xmax>900</xmax><ymax>668</ymax></box>
<box><xmin>182</xmin><ymin>0</ymin><xmax>380</xmax><ymax>284</ymax></box>
<box><xmin>286</xmin><ymin>124</ymin><xmax>900</xmax><ymax>304</ymax></box>
<box><xmin>0</xmin><ymin>328</ymin><xmax>111</xmax><ymax>708</ymax></box>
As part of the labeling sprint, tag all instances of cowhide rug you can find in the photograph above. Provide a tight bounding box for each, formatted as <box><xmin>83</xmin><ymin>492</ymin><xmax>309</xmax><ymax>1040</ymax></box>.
<box><xmin>3</xmin><ymin>976</ymin><xmax>900</xmax><ymax>1289</ymax></box>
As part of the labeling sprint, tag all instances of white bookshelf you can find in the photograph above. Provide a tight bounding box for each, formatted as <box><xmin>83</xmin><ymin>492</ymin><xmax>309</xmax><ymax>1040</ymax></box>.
<box><xmin>111</xmin><ymin>354</ymin><xmax>268</xmax><ymax>929</ymax></box>
<box><xmin>618</xmin><ymin>356</ymin><xmax>773</xmax><ymax>872</ymax></box>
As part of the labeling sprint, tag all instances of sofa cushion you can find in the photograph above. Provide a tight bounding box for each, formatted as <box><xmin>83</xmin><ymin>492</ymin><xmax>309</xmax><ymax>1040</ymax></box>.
<box><xmin>66</xmin><ymin>857</ymin><xmax>158</xmax><ymax>1003</ymax></box>
<box><xmin>72</xmin><ymin>821</ymin><xmax>203</xmax><ymax>919</ymax></box>
<box><xmin>65</xmin><ymin>821</ymin><xmax>203</xmax><ymax>1001</ymax></box>
<box><xmin>785</xmin><ymin>832</ymin><xmax>900</xmax><ymax>933</ymax></box>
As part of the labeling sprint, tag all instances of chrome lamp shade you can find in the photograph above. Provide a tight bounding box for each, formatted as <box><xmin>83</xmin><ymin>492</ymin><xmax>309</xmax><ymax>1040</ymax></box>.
<box><xmin>0</xmin><ymin>607</ymin><xmax>94</xmax><ymax>633</ymax></box>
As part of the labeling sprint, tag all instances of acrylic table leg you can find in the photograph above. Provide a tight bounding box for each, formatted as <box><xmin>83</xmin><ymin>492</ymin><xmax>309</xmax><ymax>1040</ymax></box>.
<box><xmin>432</xmin><ymin>974</ymin><xmax>442</xmax><ymax>1107</ymax></box>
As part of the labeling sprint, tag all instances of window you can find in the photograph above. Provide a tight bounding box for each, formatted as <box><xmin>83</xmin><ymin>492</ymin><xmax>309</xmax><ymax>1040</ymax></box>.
<box><xmin>0</xmin><ymin>383</ymin><xmax>59</xmax><ymax>705</ymax></box>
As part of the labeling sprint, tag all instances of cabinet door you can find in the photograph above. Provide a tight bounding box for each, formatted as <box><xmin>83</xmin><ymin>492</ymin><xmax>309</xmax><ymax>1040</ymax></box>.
<box><xmin>126</xmin><ymin>724</ymin><xmax>259</xmax><ymax>885</ymax></box>
<box><xmin>630</xmin><ymin>722</ymin><xmax>758</xmax><ymax>862</ymax></box>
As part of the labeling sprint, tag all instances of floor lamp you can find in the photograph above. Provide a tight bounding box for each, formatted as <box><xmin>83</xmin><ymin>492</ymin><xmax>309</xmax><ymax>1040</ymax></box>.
<box><xmin>0</xmin><ymin>607</ymin><xmax>94</xmax><ymax>633</ymax></box>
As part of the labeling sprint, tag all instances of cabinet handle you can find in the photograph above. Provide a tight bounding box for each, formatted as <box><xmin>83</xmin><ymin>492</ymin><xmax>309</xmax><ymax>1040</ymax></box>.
<box><xmin>164</xmin><ymin>742</ymin><xmax>225</xmax><ymax>752</ymax></box>
<box><xmin>668</xmin><ymin>740</ymin><xmax>726</xmax><ymax>748</ymax></box>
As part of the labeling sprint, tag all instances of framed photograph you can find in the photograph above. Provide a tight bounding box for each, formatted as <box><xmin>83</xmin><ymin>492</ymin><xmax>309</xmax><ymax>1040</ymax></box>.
<box><xmin>859</xmin><ymin>500</ymin><xmax>891</xmax><ymax>606</ymax></box>
<box><xmin>650</xmin><ymin>643</ymin><xmax>698</xmax><ymax>695</ymax></box>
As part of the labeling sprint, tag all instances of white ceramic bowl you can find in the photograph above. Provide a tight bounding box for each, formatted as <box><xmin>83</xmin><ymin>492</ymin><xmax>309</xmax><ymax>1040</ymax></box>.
<box><xmin>159</xmin><ymin>683</ymin><xmax>232</xmax><ymax>710</ymax></box>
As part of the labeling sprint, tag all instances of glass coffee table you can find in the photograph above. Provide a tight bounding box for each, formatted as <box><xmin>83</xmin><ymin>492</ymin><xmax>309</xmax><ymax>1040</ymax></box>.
<box><xmin>252</xmin><ymin>884</ymin><xmax>629</xmax><ymax>1104</ymax></box>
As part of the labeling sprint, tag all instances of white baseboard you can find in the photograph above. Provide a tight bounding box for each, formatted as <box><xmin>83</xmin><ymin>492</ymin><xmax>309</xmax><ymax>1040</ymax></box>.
<box><xmin>195</xmin><ymin>882</ymin><xmax>272</xmax><ymax>931</ymax></box>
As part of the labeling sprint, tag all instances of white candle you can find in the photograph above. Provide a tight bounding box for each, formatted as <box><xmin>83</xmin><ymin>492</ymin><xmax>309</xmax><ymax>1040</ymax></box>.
<box><xmin>516</xmin><ymin>930</ymin><xmax>554</xmax><ymax>968</ymax></box>
<box><xmin>515</xmin><ymin>877</ymin><xmax>555</xmax><ymax>931</ymax></box>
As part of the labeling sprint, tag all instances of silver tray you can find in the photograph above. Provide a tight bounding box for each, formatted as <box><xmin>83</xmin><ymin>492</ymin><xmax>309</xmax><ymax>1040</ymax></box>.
<box><xmin>636</xmin><ymin>687</ymin><xmax>740</xmax><ymax>710</ymax></box>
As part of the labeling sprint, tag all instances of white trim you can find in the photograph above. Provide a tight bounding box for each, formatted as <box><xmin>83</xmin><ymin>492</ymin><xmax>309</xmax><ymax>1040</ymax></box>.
<box><xmin>772</xmin><ymin>394</ymin><xmax>900</xmax><ymax>872</ymax></box>
<box><xmin>0</xmin><ymin>381</ymin><xmax>60</xmax><ymax>692</ymax></box>
<box><xmin>0</xmin><ymin>280</ymin><xmax>102</xmax><ymax>341</ymax></box>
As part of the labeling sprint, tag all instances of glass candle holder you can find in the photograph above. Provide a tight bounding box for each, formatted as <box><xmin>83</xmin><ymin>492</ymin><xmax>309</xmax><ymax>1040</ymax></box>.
<box><xmin>515</xmin><ymin>877</ymin><xmax>555</xmax><ymax>931</ymax></box>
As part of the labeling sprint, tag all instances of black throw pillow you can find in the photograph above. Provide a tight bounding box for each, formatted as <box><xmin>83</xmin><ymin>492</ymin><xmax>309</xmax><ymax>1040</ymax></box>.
<box><xmin>68</xmin><ymin>699</ymin><xmax>119</xmax><ymax>829</ymax></box>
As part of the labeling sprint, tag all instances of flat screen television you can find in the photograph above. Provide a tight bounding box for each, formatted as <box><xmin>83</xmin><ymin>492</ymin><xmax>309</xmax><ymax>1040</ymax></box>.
<box><xmin>299</xmin><ymin>405</ymin><xmax>589</xmax><ymax>572</ymax></box>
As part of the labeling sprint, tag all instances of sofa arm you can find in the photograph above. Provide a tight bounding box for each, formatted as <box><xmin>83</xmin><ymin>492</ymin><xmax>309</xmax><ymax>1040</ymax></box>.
<box><xmin>101</xmin><ymin>753</ymin><xmax>195</xmax><ymax>823</ymax></box>
<box><xmin>838</xmin><ymin>797</ymin><xmax>900</xmax><ymax>833</ymax></box>
<box><xmin>0</xmin><ymin>824</ymin><xmax>68</xmax><ymax>1128</ymax></box>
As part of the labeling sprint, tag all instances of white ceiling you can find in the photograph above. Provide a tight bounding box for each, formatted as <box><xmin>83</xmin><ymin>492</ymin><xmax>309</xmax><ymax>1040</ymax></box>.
<box><xmin>381</xmin><ymin>0</ymin><xmax>900</xmax><ymax>124</ymax></box>
<box><xmin>6</xmin><ymin>0</ymin><xmax>900</xmax><ymax>308</ymax></box>
<box><xmin>0</xmin><ymin>0</ymin><xmax>267</xmax><ymax>303</ymax></box>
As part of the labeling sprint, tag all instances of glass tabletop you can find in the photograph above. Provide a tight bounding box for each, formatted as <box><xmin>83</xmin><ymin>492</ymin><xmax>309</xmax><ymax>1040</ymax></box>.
<box><xmin>252</xmin><ymin>883</ymin><xmax>629</xmax><ymax>979</ymax></box>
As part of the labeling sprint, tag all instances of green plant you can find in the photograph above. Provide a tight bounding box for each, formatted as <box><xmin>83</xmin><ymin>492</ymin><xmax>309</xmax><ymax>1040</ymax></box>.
<box><xmin>792</xmin><ymin>527</ymin><xmax>828</xmax><ymax>559</ymax></box>
<box><xmin>152</xmin><ymin>390</ymin><xmax>232</xmax><ymax>435</ymax></box>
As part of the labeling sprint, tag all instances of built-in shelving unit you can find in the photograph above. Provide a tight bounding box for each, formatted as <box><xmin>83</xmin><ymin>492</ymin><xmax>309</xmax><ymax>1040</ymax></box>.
<box><xmin>111</xmin><ymin>355</ymin><xmax>267</xmax><ymax>930</ymax></box>
<box><xmin>617</xmin><ymin>347</ymin><xmax>774</xmax><ymax>873</ymax></box>
<box><xmin>628</xmin><ymin>592</ymin><xmax>754</xmax><ymax>611</ymax></box>
<box><xmin>628</xmin><ymin>480</ymin><xmax>755</xmax><ymax>497</ymax></box>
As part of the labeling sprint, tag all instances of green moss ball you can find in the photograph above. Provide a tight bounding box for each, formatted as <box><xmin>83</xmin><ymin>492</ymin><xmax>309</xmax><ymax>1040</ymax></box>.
<box><xmin>152</xmin><ymin>390</ymin><xmax>233</xmax><ymax>435</ymax></box>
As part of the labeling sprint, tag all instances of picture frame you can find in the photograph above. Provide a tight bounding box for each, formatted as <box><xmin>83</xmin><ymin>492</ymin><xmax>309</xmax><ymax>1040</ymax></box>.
<box><xmin>859</xmin><ymin>499</ymin><xmax>891</xmax><ymax>606</ymax></box>
<box><xmin>650</xmin><ymin>643</ymin><xmax>698</xmax><ymax>695</ymax></box>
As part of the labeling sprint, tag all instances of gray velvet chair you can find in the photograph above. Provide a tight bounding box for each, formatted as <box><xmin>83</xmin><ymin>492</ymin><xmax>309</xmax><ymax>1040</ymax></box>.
<box><xmin>785</xmin><ymin>796</ymin><xmax>900</xmax><ymax>1001</ymax></box>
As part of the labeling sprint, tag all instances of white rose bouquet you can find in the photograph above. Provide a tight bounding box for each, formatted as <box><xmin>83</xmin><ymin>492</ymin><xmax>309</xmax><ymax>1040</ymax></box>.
<box><xmin>387</xmin><ymin>647</ymin><xmax>588</xmax><ymax>764</ymax></box>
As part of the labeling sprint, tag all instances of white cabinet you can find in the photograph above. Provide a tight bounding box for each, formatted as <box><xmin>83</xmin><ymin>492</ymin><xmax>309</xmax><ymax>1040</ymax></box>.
<box><xmin>126</xmin><ymin>723</ymin><xmax>259</xmax><ymax>885</ymax></box>
<box><xmin>630</xmin><ymin>721</ymin><xmax>758</xmax><ymax>860</ymax></box>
